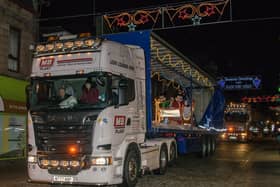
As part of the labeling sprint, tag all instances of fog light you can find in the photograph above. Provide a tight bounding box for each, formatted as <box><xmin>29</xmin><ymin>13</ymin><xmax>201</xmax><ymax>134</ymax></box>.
<box><xmin>60</xmin><ymin>160</ymin><xmax>69</xmax><ymax>167</ymax></box>
<box><xmin>41</xmin><ymin>159</ymin><xmax>49</xmax><ymax>167</ymax></box>
<box><xmin>50</xmin><ymin>160</ymin><xmax>59</xmax><ymax>167</ymax></box>
<box><xmin>91</xmin><ymin>157</ymin><xmax>112</xmax><ymax>166</ymax></box>
<box><xmin>70</xmin><ymin>161</ymin><xmax>80</xmax><ymax>167</ymax></box>
<box><xmin>28</xmin><ymin>155</ymin><xmax>37</xmax><ymax>163</ymax></box>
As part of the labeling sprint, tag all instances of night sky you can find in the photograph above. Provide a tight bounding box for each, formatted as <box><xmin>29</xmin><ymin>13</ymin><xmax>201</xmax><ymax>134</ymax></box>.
<box><xmin>39</xmin><ymin>0</ymin><xmax>280</xmax><ymax>101</ymax></box>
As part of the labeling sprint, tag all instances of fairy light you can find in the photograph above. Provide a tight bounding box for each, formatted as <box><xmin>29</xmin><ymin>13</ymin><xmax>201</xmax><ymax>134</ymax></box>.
<box><xmin>150</xmin><ymin>39</ymin><xmax>213</xmax><ymax>88</ymax></box>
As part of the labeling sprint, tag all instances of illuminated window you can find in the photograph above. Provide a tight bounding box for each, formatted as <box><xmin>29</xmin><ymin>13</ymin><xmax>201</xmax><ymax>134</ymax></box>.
<box><xmin>8</xmin><ymin>27</ymin><xmax>21</xmax><ymax>72</ymax></box>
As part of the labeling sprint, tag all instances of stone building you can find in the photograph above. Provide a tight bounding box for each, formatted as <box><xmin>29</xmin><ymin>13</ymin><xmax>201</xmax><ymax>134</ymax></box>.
<box><xmin>0</xmin><ymin>0</ymin><xmax>36</xmax><ymax>79</ymax></box>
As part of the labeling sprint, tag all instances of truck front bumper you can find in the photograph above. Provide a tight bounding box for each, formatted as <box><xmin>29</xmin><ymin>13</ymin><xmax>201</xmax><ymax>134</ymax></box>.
<box><xmin>28</xmin><ymin>162</ymin><xmax>123</xmax><ymax>185</ymax></box>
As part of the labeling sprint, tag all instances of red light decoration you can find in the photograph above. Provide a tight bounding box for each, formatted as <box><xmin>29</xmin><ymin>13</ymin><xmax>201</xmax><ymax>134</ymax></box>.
<box><xmin>204</xmin><ymin>5</ymin><xmax>216</xmax><ymax>16</ymax></box>
<box><xmin>241</xmin><ymin>95</ymin><xmax>280</xmax><ymax>103</ymax></box>
<box><xmin>178</xmin><ymin>9</ymin><xmax>190</xmax><ymax>20</ymax></box>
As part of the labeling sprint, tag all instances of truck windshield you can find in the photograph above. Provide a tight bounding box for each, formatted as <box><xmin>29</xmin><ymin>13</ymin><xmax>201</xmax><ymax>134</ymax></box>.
<box><xmin>29</xmin><ymin>73</ymin><xmax>109</xmax><ymax>111</ymax></box>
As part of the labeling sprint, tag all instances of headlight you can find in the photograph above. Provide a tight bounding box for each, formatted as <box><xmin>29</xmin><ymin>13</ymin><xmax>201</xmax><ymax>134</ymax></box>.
<box><xmin>28</xmin><ymin>155</ymin><xmax>37</xmax><ymax>163</ymax></box>
<box><xmin>91</xmin><ymin>157</ymin><xmax>112</xmax><ymax>166</ymax></box>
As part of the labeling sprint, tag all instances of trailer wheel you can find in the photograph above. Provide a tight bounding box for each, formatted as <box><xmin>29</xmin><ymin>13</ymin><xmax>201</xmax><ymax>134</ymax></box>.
<box><xmin>121</xmin><ymin>149</ymin><xmax>139</xmax><ymax>187</ymax></box>
<box><xmin>155</xmin><ymin>144</ymin><xmax>168</xmax><ymax>175</ymax></box>
<box><xmin>210</xmin><ymin>136</ymin><xmax>216</xmax><ymax>155</ymax></box>
<box><xmin>168</xmin><ymin>142</ymin><xmax>176</xmax><ymax>166</ymax></box>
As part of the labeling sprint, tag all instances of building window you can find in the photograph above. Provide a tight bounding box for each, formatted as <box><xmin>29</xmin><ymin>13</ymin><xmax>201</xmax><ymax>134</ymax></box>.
<box><xmin>8</xmin><ymin>27</ymin><xmax>21</xmax><ymax>72</ymax></box>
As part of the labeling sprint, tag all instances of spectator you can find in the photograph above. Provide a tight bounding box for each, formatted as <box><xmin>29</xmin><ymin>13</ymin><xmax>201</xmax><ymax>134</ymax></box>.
<box><xmin>80</xmin><ymin>78</ymin><xmax>99</xmax><ymax>104</ymax></box>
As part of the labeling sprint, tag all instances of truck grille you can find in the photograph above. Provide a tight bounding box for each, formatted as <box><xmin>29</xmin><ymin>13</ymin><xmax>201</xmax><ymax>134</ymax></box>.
<box><xmin>34</xmin><ymin>122</ymin><xmax>93</xmax><ymax>155</ymax></box>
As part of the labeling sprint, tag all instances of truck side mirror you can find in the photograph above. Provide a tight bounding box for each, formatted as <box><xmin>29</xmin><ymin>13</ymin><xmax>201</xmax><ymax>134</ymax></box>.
<box><xmin>25</xmin><ymin>84</ymin><xmax>32</xmax><ymax>110</ymax></box>
<box><xmin>118</xmin><ymin>79</ymin><xmax>129</xmax><ymax>106</ymax></box>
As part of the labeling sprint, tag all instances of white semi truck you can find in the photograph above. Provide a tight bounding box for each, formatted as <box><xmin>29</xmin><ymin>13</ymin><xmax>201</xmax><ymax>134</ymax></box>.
<box><xmin>27</xmin><ymin>31</ymin><xmax>225</xmax><ymax>186</ymax></box>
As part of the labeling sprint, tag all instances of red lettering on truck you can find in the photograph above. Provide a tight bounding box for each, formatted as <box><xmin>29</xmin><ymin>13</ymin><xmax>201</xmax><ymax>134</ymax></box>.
<box><xmin>114</xmin><ymin>116</ymin><xmax>126</xmax><ymax>128</ymax></box>
<box><xmin>39</xmin><ymin>58</ymin><xmax>54</xmax><ymax>67</ymax></box>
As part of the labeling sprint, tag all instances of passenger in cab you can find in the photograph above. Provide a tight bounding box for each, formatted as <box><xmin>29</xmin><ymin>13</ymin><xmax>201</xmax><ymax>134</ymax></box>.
<box><xmin>80</xmin><ymin>78</ymin><xmax>99</xmax><ymax>104</ymax></box>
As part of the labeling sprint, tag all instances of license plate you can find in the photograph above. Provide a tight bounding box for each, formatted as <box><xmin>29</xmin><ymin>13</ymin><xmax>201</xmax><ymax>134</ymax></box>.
<box><xmin>53</xmin><ymin>176</ymin><xmax>74</xmax><ymax>183</ymax></box>
<box><xmin>229</xmin><ymin>136</ymin><xmax>237</xmax><ymax>140</ymax></box>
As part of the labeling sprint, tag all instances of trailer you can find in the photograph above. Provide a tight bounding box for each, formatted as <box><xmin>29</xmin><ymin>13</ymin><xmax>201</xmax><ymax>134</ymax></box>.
<box><xmin>27</xmin><ymin>30</ymin><xmax>225</xmax><ymax>186</ymax></box>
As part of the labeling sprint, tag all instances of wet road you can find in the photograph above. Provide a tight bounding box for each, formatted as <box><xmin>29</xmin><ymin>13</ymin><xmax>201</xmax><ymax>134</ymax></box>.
<box><xmin>1</xmin><ymin>139</ymin><xmax>280</xmax><ymax>187</ymax></box>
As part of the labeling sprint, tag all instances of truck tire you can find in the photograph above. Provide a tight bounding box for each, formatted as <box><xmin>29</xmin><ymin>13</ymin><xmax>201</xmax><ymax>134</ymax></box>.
<box><xmin>121</xmin><ymin>149</ymin><xmax>140</xmax><ymax>187</ymax></box>
<box><xmin>206</xmin><ymin>136</ymin><xmax>211</xmax><ymax>156</ymax></box>
<box><xmin>168</xmin><ymin>142</ymin><xmax>176</xmax><ymax>166</ymax></box>
<box><xmin>155</xmin><ymin>144</ymin><xmax>168</xmax><ymax>175</ymax></box>
<box><xmin>199</xmin><ymin>136</ymin><xmax>207</xmax><ymax>158</ymax></box>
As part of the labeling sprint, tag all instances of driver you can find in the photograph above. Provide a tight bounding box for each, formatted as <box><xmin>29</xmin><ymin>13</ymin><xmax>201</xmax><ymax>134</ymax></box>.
<box><xmin>80</xmin><ymin>78</ymin><xmax>99</xmax><ymax>104</ymax></box>
<box><xmin>57</xmin><ymin>87</ymin><xmax>70</xmax><ymax>102</ymax></box>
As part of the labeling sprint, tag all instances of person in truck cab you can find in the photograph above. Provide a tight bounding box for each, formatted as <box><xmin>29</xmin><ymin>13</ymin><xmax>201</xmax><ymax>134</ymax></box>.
<box><xmin>57</xmin><ymin>87</ymin><xmax>70</xmax><ymax>102</ymax></box>
<box><xmin>80</xmin><ymin>78</ymin><xmax>99</xmax><ymax>104</ymax></box>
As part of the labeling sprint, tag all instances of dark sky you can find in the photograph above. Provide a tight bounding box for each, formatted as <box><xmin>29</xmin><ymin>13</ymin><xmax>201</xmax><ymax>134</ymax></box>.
<box><xmin>39</xmin><ymin>0</ymin><xmax>280</xmax><ymax>100</ymax></box>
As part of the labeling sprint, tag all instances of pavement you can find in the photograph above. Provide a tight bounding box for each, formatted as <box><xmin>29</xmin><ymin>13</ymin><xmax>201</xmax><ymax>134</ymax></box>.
<box><xmin>0</xmin><ymin>138</ymin><xmax>280</xmax><ymax>187</ymax></box>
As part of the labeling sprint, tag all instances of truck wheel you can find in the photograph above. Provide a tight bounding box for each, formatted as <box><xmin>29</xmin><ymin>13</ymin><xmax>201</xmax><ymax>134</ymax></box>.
<box><xmin>168</xmin><ymin>142</ymin><xmax>176</xmax><ymax>166</ymax></box>
<box><xmin>121</xmin><ymin>150</ymin><xmax>139</xmax><ymax>187</ymax></box>
<box><xmin>155</xmin><ymin>144</ymin><xmax>168</xmax><ymax>175</ymax></box>
<box><xmin>199</xmin><ymin>136</ymin><xmax>207</xmax><ymax>158</ymax></box>
<box><xmin>206</xmin><ymin>136</ymin><xmax>211</xmax><ymax>156</ymax></box>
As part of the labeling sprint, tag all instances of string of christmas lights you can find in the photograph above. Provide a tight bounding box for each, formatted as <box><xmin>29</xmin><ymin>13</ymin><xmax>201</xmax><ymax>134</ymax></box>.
<box><xmin>103</xmin><ymin>0</ymin><xmax>230</xmax><ymax>32</ymax></box>
<box><xmin>150</xmin><ymin>39</ymin><xmax>212</xmax><ymax>87</ymax></box>
<box><xmin>242</xmin><ymin>95</ymin><xmax>280</xmax><ymax>103</ymax></box>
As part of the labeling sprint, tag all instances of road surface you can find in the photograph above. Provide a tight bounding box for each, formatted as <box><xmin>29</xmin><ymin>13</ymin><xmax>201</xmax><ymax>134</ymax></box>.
<box><xmin>0</xmin><ymin>139</ymin><xmax>279</xmax><ymax>187</ymax></box>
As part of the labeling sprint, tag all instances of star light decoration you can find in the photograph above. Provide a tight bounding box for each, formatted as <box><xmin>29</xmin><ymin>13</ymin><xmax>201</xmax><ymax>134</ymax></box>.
<box><xmin>191</xmin><ymin>15</ymin><xmax>202</xmax><ymax>25</ymax></box>
<box><xmin>128</xmin><ymin>22</ymin><xmax>136</xmax><ymax>31</ymax></box>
